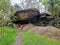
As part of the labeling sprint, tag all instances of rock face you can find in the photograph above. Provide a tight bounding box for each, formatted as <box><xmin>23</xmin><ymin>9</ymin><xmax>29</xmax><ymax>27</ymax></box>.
<box><xmin>11</xmin><ymin>8</ymin><xmax>40</xmax><ymax>25</ymax></box>
<box><xmin>11</xmin><ymin>8</ymin><xmax>54</xmax><ymax>26</ymax></box>
<box><xmin>28</xmin><ymin>26</ymin><xmax>60</xmax><ymax>40</ymax></box>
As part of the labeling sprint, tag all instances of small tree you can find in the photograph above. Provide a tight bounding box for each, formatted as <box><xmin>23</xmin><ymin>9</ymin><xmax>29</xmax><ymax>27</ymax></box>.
<box><xmin>0</xmin><ymin>0</ymin><xmax>15</xmax><ymax>38</ymax></box>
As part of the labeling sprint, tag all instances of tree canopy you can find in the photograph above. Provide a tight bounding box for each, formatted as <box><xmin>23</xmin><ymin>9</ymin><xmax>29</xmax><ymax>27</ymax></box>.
<box><xmin>0</xmin><ymin>0</ymin><xmax>15</xmax><ymax>26</ymax></box>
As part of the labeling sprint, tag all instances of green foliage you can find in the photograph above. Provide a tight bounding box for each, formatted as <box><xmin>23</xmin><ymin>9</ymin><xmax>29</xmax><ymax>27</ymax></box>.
<box><xmin>41</xmin><ymin>0</ymin><xmax>60</xmax><ymax>15</ymax></box>
<box><xmin>42</xmin><ymin>0</ymin><xmax>48</xmax><ymax>4</ymax></box>
<box><xmin>47</xmin><ymin>0</ymin><xmax>60</xmax><ymax>15</ymax></box>
<box><xmin>22</xmin><ymin>30</ymin><xmax>60</xmax><ymax>45</ymax></box>
<box><xmin>0</xmin><ymin>26</ymin><xmax>17</xmax><ymax>45</ymax></box>
<box><xmin>0</xmin><ymin>0</ymin><xmax>15</xmax><ymax>26</ymax></box>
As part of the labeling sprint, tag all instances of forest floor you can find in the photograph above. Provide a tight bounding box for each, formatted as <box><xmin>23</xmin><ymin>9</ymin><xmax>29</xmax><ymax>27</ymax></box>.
<box><xmin>21</xmin><ymin>24</ymin><xmax>60</xmax><ymax>40</ymax></box>
<box><xmin>28</xmin><ymin>26</ymin><xmax>60</xmax><ymax>40</ymax></box>
<box><xmin>14</xmin><ymin>24</ymin><xmax>60</xmax><ymax>45</ymax></box>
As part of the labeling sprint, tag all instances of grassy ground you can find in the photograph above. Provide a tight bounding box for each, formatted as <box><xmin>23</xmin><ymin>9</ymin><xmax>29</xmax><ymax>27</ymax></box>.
<box><xmin>0</xmin><ymin>26</ymin><xmax>17</xmax><ymax>45</ymax></box>
<box><xmin>22</xmin><ymin>30</ymin><xmax>60</xmax><ymax>45</ymax></box>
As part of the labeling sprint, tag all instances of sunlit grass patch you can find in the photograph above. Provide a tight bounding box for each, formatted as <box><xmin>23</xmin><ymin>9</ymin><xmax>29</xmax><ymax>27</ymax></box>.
<box><xmin>0</xmin><ymin>26</ymin><xmax>17</xmax><ymax>45</ymax></box>
<box><xmin>22</xmin><ymin>30</ymin><xmax>60</xmax><ymax>45</ymax></box>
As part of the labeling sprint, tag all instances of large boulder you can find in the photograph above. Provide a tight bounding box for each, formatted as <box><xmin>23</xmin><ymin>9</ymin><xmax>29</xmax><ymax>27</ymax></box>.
<box><xmin>11</xmin><ymin>8</ymin><xmax>41</xmax><ymax>25</ymax></box>
<box><xmin>11</xmin><ymin>8</ymin><xmax>54</xmax><ymax>26</ymax></box>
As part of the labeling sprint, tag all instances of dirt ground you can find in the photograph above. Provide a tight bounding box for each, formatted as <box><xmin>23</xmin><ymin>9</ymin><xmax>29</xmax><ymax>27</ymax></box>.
<box><xmin>21</xmin><ymin>24</ymin><xmax>60</xmax><ymax>40</ymax></box>
<box><xmin>14</xmin><ymin>31</ymin><xmax>22</xmax><ymax>45</ymax></box>
<box><xmin>14</xmin><ymin>23</ymin><xmax>60</xmax><ymax>45</ymax></box>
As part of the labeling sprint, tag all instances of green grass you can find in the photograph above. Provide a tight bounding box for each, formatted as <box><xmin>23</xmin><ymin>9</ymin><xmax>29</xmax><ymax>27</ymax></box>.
<box><xmin>22</xmin><ymin>30</ymin><xmax>60</xmax><ymax>45</ymax></box>
<box><xmin>0</xmin><ymin>26</ymin><xmax>17</xmax><ymax>45</ymax></box>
